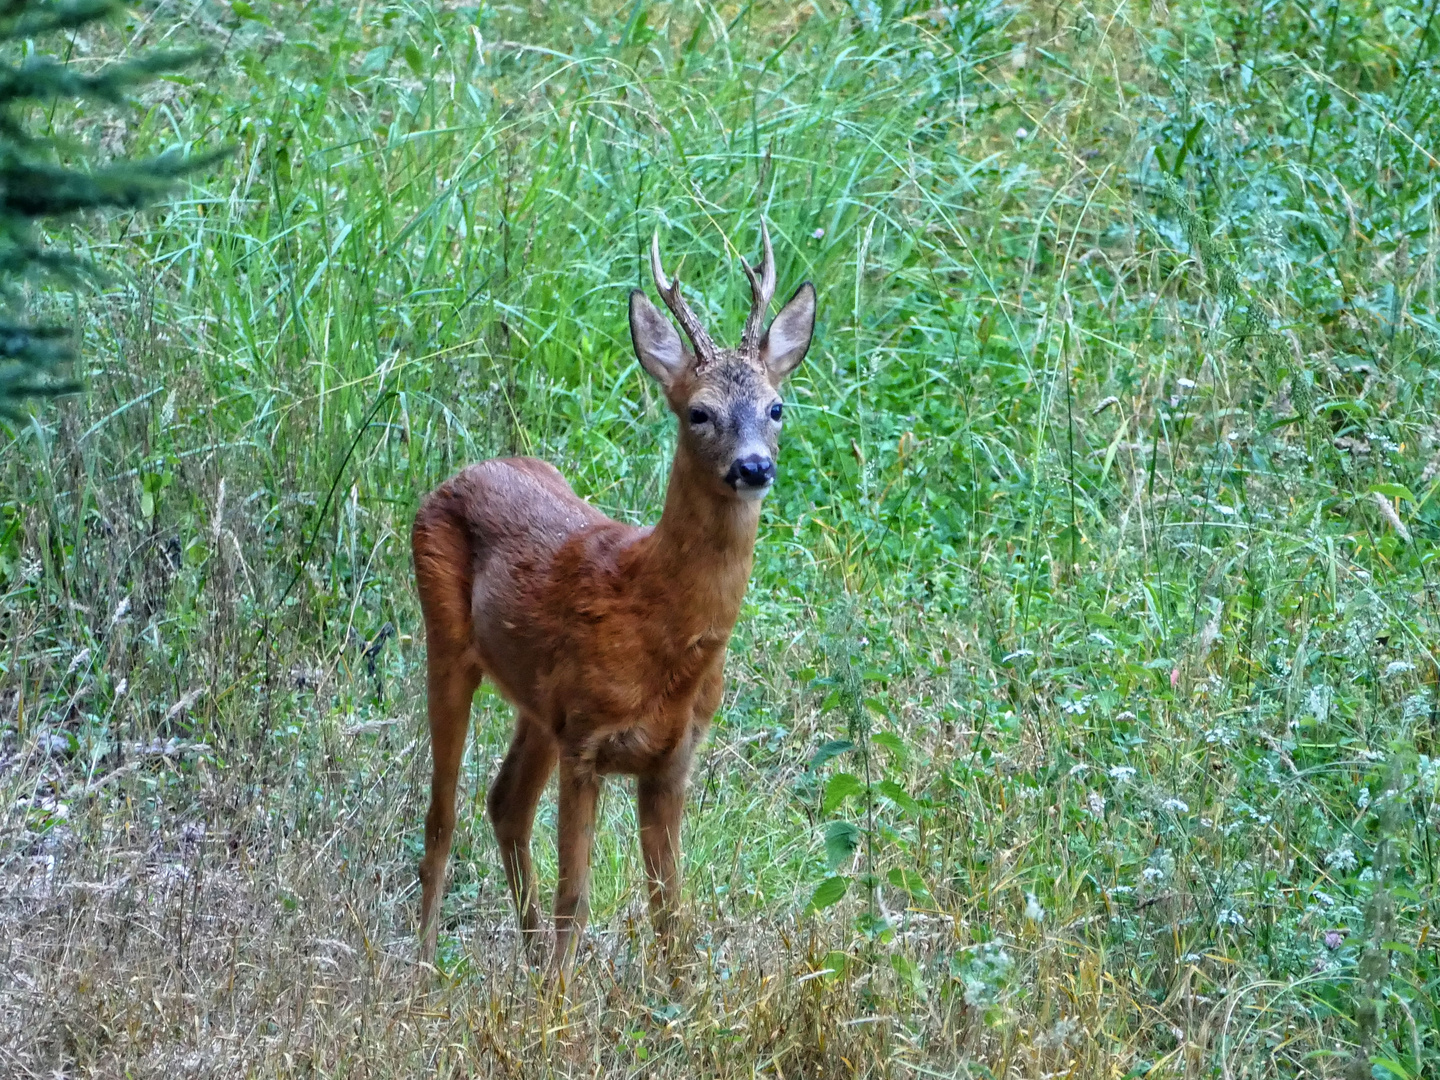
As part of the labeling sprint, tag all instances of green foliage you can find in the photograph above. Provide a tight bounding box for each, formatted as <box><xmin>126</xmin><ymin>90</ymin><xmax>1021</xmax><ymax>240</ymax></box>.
<box><xmin>0</xmin><ymin>0</ymin><xmax>213</xmax><ymax>414</ymax></box>
<box><xmin>3</xmin><ymin>0</ymin><xmax>1440</xmax><ymax>1076</ymax></box>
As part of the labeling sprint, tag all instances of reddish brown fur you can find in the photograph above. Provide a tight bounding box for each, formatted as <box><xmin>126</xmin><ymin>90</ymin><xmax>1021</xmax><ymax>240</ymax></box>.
<box><xmin>413</xmin><ymin>227</ymin><xmax>814</xmax><ymax>976</ymax></box>
<box><xmin>413</xmin><ymin>445</ymin><xmax>764</xmax><ymax>970</ymax></box>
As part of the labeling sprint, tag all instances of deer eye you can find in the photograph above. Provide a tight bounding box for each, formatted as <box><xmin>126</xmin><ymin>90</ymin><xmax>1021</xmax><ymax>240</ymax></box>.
<box><xmin>769</xmin><ymin>402</ymin><xmax>783</xmax><ymax>422</ymax></box>
<box><xmin>689</xmin><ymin>407</ymin><xmax>711</xmax><ymax>426</ymax></box>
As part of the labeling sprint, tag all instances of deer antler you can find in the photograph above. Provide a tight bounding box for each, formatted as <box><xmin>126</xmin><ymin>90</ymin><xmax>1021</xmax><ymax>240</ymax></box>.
<box><xmin>650</xmin><ymin>231</ymin><xmax>718</xmax><ymax>366</ymax></box>
<box><xmin>739</xmin><ymin>218</ymin><xmax>776</xmax><ymax>360</ymax></box>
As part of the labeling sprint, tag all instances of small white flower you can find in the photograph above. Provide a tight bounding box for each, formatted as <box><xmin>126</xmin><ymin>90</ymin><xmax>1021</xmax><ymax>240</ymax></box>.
<box><xmin>1384</xmin><ymin>660</ymin><xmax>1416</xmax><ymax>679</ymax></box>
<box><xmin>1024</xmin><ymin>893</ymin><xmax>1045</xmax><ymax>922</ymax></box>
<box><xmin>1160</xmin><ymin>798</ymin><xmax>1189</xmax><ymax>814</ymax></box>
<box><xmin>811</xmin><ymin>227</ymin><xmax>825</xmax><ymax>240</ymax></box>
<box><xmin>1176</xmin><ymin>377</ymin><xmax>1197</xmax><ymax>390</ymax></box>
<box><xmin>1068</xmin><ymin>763</ymin><xmax>1090</xmax><ymax>777</ymax></box>
<box><xmin>1357</xmin><ymin>787</ymin><xmax>1370</xmax><ymax>810</ymax></box>
<box><xmin>1015</xmin><ymin>126</ymin><xmax>1029</xmax><ymax>139</ymax></box>
<box><xmin>1217</xmin><ymin>908</ymin><xmax>1244</xmax><ymax>927</ymax></box>
<box><xmin>114</xmin><ymin>678</ymin><xmax>128</xmax><ymax>699</ymax></box>
<box><xmin>1142</xmin><ymin>866</ymin><xmax>1165</xmax><ymax>884</ymax></box>
<box><xmin>110</xmin><ymin>596</ymin><xmax>131</xmax><ymax>627</ymax></box>
<box><xmin>1087</xmin><ymin>791</ymin><xmax>1106</xmax><ymax>817</ymax></box>
<box><xmin>66</xmin><ymin>648</ymin><xmax>91</xmax><ymax>677</ymax></box>
<box><xmin>1325</xmin><ymin>848</ymin><xmax>1358</xmax><ymax>872</ymax></box>
<box><xmin>1109</xmin><ymin>766</ymin><xmax>1137</xmax><ymax>784</ymax></box>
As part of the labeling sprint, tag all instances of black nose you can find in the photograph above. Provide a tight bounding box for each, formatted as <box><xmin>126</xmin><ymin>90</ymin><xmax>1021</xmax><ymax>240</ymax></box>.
<box><xmin>734</xmin><ymin>456</ymin><xmax>775</xmax><ymax>487</ymax></box>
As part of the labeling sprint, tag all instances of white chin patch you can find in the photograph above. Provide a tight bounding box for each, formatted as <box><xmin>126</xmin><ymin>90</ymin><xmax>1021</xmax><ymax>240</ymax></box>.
<box><xmin>735</xmin><ymin>481</ymin><xmax>772</xmax><ymax>502</ymax></box>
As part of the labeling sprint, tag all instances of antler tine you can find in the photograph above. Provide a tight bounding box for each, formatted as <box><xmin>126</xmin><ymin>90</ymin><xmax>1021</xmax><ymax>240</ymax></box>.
<box><xmin>650</xmin><ymin>229</ymin><xmax>718</xmax><ymax>364</ymax></box>
<box><xmin>740</xmin><ymin>218</ymin><xmax>776</xmax><ymax>357</ymax></box>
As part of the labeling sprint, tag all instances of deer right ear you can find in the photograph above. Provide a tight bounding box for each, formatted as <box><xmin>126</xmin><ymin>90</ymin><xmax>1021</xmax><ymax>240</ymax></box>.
<box><xmin>630</xmin><ymin>289</ymin><xmax>689</xmax><ymax>390</ymax></box>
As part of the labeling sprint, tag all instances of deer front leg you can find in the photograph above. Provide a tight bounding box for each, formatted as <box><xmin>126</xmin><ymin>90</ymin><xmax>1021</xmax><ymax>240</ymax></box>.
<box><xmin>638</xmin><ymin>771</ymin><xmax>686</xmax><ymax>948</ymax></box>
<box><xmin>487</xmin><ymin>715</ymin><xmax>557</xmax><ymax>960</ymax></box>
<box><xmin>552</xmin><ymin>755</ymin><xmax>600</xmax><ymax>980</ymax></box>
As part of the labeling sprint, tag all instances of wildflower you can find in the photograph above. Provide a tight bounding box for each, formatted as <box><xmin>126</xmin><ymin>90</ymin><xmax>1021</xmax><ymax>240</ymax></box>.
<box><xmin>1109</xmin><ymin>765</ymin><xmax>1137</xmax><ymax>784</ymax></box>
<box><xmin>1324</xmin><ymin>930</ymin><xmax>1344</xmax><ymax>950</ymax></box>
<box><xmin>1087</xmin><ymin>791</ymin><xmax>1106</xmax><ymax>817</ymax></box>
<box><xmin>1383</xmin><ymin>660</ymin><xmax>1415</xmax><ymax>679</ymax></box>
<box><xmin>66</xmin><ymin>648</ymin><xmax>91</xmax><ymax>677</ymax></box>
<box><xmin>1160</xmin><ymin>798</ymin><xmax>1189</xmax><ymax>814</ymax></box>
<box><xmin>1325</xmin><ymin>848</ymin><xmax>1358</xmax><ymax>873</ymax></box>
<box><xmin>1141</xmin><ymin>866</ymin><xmax>1165</xmax><ymax>884</ymax></box>
<box><xmin>1024</xmin><ymin>893</ymin><xmax>1045</xmax><ymax>923</ymax></box>
<box><xmin>811</xmin><ymin>227</ymin><xmax>825</xmax><ymax>240</ymax></box>
<box><xmin>1217</xmin><ymin>908</ymin><xmax>1244</xmax><ymax>927</ymax></box>
<box><xmin>1372</xmin><ymin>490</ymin><xmax>1411</xmax><ymax>541</ymax></box>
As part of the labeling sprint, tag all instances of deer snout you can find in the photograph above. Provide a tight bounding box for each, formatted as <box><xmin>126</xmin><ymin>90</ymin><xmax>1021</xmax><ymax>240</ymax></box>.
<box><xmin>728</xmin><ymin>454</ymin><xmax>775</xmax><ymax>495</ymax></box>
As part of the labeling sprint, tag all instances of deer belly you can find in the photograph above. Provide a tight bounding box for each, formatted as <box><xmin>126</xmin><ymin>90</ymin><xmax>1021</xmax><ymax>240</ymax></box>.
<box><xmin>590</xmin><ymin>725</ymin><xmax>687</xmax><ymax>776</ymax></box>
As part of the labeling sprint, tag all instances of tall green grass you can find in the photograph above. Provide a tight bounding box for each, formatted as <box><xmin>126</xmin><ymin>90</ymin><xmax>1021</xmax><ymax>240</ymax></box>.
<box><xmin>3</xmin><ymin>0</ymin><xmax>1439</xmax><ymax>1075</ymax></box>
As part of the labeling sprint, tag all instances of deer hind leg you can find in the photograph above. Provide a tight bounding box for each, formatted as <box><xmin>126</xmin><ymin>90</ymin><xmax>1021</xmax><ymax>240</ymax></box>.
<box><xmin>638</xmin><ymin>771</ymin><xmax>686</xmax><ymax>949</ymax></box>
<box><xmin>417</xmin><ymin>648</ymin><xmax>483</xmax><ymax>963</ymax></box>
<box><xmin>552</xmin><ymin>753</ymin><xmax>601</xmax><ymax>980</ymax></box>
<box><xmin>487</xmin><ymin>715</ymin><xmax>557</xmax><ymax>958</ymax></box>
<box><xmin>413</xmin><ymin>500</ymin><xmax>482</xmax><ymax>965</ymax></box>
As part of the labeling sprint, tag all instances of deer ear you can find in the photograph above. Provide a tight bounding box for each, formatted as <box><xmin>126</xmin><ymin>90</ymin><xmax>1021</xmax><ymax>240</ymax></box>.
<box><xmin>759</xmin><ymin>282</ymin><xmax>816</xmax><ymax>383</ymax></box>
<box><xmin>630</xmin><ymin>289</ymin><xmax>689</xmax><ymax>389</ymax></box>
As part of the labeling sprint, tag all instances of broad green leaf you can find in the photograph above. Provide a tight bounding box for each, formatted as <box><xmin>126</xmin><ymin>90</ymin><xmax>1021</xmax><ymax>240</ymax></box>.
<box><xmin>871</xmin><ymin>730</ymin><xmax>908</xmax><ymax>765</ymax></box>
<box><xmin>809</xmin><ymin>739</ymin><xmax>853</xmax><ymax>771</ymax></box>
<box><xmin>823</xmin><ymin>820</ymin><xmax>860</xmax><ymax>870</ymax></box>
<box><xmin>807</xmin><ymin>875</ymin><xmax>848</xmax><ymax>913</ymax></box>
<box><xmin>877</xmin><ymin>779</ymin><xmax>923</xmax><ymax>817</ymax></box>
<box><xmin>1370</xmin><ymin>482</ymin><xmax>1416</xmax><ymax>503</ymax></box>
<box><xmin>823</xmin><ymin>772</ymin><xmax>864</xmax><ymax>813</ymax></box>
<box><xmin>887</xmin><ymin>867</ymin><xmax>931</xmax><ymax>899</ymax></box>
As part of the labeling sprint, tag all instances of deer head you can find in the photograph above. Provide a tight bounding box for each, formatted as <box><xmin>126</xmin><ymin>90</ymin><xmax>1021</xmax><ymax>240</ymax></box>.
<box><xmin>629</xmin><ymin>221</ymin><xmax>816</xmax><ymax>501</ymax></box>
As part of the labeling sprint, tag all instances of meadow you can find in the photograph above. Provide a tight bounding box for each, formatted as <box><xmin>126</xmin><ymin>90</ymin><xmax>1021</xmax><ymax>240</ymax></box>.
<box><xmin>2</xmin><ymin>0</ymin><xmax>1439</xmax><ymax>1075</ymax></box>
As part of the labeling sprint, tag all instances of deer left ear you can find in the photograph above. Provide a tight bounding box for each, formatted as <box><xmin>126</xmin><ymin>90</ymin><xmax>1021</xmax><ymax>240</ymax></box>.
<box><xmin>759</xmin><ymin>282</ymin><xmax>816</xmax><ymax>383</ymax></box>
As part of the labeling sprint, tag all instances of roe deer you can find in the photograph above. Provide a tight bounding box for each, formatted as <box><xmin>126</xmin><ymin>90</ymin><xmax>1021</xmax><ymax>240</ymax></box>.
<box><xmin>412</xmin><ymin>221</ymin><xmax>815</xmax><ymax>975</ymax></box>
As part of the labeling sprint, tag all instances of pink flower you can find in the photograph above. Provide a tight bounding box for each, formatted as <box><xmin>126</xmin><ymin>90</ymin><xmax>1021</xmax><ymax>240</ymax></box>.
<box><xmin>1170</xmin><ymin>667</ymin><xmax>1180</xmax><ymax>688</ymax></box>
<box><xmin>1324</xmin><ymin>931</ymin><xmax>1344</xmax><ymax>950</ymax></box>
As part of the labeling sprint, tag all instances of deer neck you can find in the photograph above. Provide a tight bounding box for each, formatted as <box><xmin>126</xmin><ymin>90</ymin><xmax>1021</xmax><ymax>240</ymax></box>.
<box><xmin>640</xmin><ymin>439</ymin><xmax>761</xmax><ymax>638</ymax></box>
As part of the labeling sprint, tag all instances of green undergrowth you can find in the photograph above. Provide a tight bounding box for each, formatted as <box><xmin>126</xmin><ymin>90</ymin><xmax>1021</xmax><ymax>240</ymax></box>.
<box><xmin>2</xmin><ymin>0</ymin><xmax>1439</xmax><ymax>1076</ymax></box>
